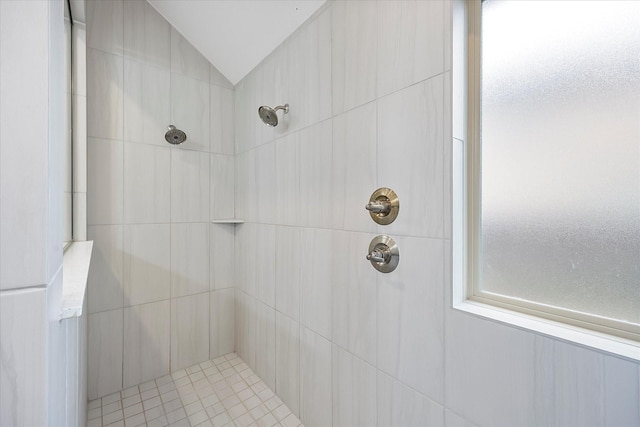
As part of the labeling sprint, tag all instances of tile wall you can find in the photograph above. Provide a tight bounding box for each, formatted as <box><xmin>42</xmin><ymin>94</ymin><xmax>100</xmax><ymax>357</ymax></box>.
<box><xmin>234</xmin><ymin>1</ymin><xmax>640</xmax><ymax>427</ymax></box>
<box><xmin>0</xmin><ymin>1</ymin><xmax>80</xmax><ymax>426</ymax></box>
<box><xmin>85</xmin><ymin>0</ymin><xmax>235</xmax><ymax>400</ymax></box>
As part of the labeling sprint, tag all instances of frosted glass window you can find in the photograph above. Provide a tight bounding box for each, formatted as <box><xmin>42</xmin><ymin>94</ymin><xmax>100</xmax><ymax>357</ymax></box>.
<box><xmin>479</xmin><ymin>1</ymin><xmax>640</xmax><ymax>326</ymax></box>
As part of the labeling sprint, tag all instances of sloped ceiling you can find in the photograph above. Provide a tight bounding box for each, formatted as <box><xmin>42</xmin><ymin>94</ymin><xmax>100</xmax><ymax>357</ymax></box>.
<box><xmin>147</xmin><ymin>0</ymin><xmax>327</xmax><ymax>86</ymax></box>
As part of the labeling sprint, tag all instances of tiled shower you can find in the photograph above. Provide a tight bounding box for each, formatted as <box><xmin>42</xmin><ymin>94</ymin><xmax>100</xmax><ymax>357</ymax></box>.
<box><xmin>1</xmin><ymin>0</ymin><xmax>638</xmax><ymax>426</ymax></box>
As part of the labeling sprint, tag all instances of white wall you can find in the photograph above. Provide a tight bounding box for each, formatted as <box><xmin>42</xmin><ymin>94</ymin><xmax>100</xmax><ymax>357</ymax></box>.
<box><xmin>85</xmin><ymin>0</ymin><xmax>236</xmax><ymax>400</ymax></box>
<box><xmin>0</xmin><ymin>1</ymin><xmax>77</xmax><ymax>426</ymax></box>
<box><xmin>234</xmin><ymin>1</ymin><xmax>640</xmax><ymax>427</ymax></box>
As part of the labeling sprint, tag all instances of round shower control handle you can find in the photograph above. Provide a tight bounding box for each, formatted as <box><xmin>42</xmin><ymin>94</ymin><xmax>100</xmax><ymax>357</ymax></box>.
<box><xmin>366</xmin><ymin>188</ymin><xmax>399</xmax><ymax>225</ymax></box>
<box><xmin>366</xmin><ymin>235</ymin><xmax>399</xmax><ymax>273</ymax></box>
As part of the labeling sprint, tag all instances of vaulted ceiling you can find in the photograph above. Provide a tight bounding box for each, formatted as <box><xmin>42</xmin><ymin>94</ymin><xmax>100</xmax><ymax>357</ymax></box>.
<box><xmin>147</xmin><ymin>0</ymin><xmax>327</xmax><ymax>85</ymax></box>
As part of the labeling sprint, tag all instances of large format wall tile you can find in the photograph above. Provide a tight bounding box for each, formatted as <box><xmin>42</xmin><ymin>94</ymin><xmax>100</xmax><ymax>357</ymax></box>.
<box><xmin>123</xmin><ymin>0</ymin><xmax>170</xmax><ymax>68</ymax></box>
<box><xmin>275</xmin><ymin>312</ymin><xmax>300</xmax><ymax>416</ymax></box>
<box><xmin>88</xmin><ymin>309</ymin><xmax>123</xmax><ymax>400</ymax></box>
<box><xmin>255</xmin><ymin>301</ymin><xmax>277</xmax><ymax>391</ymax></box>
<box><xmin>170</xmin><ymin>293</ymin><xmax>210</xmax><ymax>371</ymax></box>
<box><xmin>123</xmin><ymin>224</ymin><xmax>171</xmax><ymax>306</ymax></box>
<box><xmin>445</xmin><ymin>310</ymin><xmax>538</xmax><ymax>427</ymax></box>
<box><xmin>86</xmin><ymin>0</ymin><xmax>123</xmax><ymax>56</ymax></box>
<box><xmin>210</xmin><ymin>289</ymin><xmax>235</xmax><ymax>358</ymax></box>
<box><xmin>299</xmin><ymin>228</ymin><xmax>332</xmax><ymax>340</ymax></box>
<box><xmin>87</xmin><ymin>49</ymin><xmax>123</xmax><ymax>141</ymax></box>
<box><xmin>123</xmin><ymin>60</ymin><xmax>171</xmax><ymax>147</ymax></box>
<box><xmin>123</xmin><ymin>141</ymin><xmax>171</xmax><ymax>224</ymax></box>
<box><xmin>332</xmin><ymin>345</ymin><xmax>377</xmax><ymax>427</ymax></box>
<box><xmin>0</xmin><ymin>289</ymin><xmax>47</xmax><ymax>427</ymax></box>
<box><xmin>275</xmin><ymin>133</ymin><xmax>300</xmax><ymax>226</ymax></box>
<box><xmin>377</xmin><ymin>236</ymin><xmax>444</xmax><ymax>403</ymax></box>
<box><xmin>87</xmin><ymin>225</ymin><xmax>124</xmax><ymax>314</ymax></box>
<box><xmin>255</xmin><ymin>143</ymin><xmax>277</xmax><ymax>224</ymax></box>
<box><xmin>300</xmin><ymin>328</ymin><xmax>332</xmax><ymax>427</ymax></box>
<box><xmin>275</xmin><ymin>226</ymin><xmax>301</xmax><ymax>321</ymax></box>
<box><xmin>378</xmin><ymin>372</ymin><xmax>445</xmax><ymax>427</ymax></box>
<box><xmin>170</xmin><ymin>28</ymin><xmax>210</xmax><ymax>82</ymax></box>
<box><xmin>210</xmin><ymin>224</ymin><xmax>235</xmax><ymax>291</ymax></box>
<box><xmin>171</xmin><ymin>149</ymin><xmax>210</xmax><ymax>222</ymax></box>
<box><xmin>275</xmin><ymin>8</ymin><xmax>332</xmax><ymax>135</ymax></box>
<box><xmin>377</xmin><ymin>74</ymin><xmax>444</xmax><ymax>238</ymax></box>
<box><xmin>171</xmin><ymin>222</ymin><xmax>210</xmax><ymax>298</ymax></box>
<box><xmin>170</xmin><ymin>74</ymin><xmax>210</xmax><ymax>152</ymax></box>
<box><xmin>210</xmin><ymin>85</ymin><xmax>235</xmax><ymax>155</ymax></box>
<box><xmin>254</xmin><ymin>224</ymin><xmax>276</xmax><ymax>306</ymax></box>
<box><xmin>210</xmin><ymin>154</ymin><xmax>235</xmax><ymax>220</ymax></box>
<box><xmin>603</xmin><ymin>355</ymin><xmax>640</xmax><ymax>427</ymax></box>
<box><xmin>332</xmin><ymin>0</ymin><xmax>377</xmax><ymax>115</ymax></box>
<box><xmin>87</xmin><ymin>138</ymin><xmax>123</xmax><ymax>225</ymax></box>
<box><xmin>123</xmin><ymin>300</ymin><xmax>170</xmax><ymax>388</ymax></box>
<box><xmin>298</xmin><ymin>120</ymin><xmax>333</xmax><ymax>229</ymax></box>
<box><xmin>377</xmin><ymin>0</ymin><xmax>445</xmax><ymax>97</ymax></box>
<box><xmin>331</xmin><ymin>102</ymin><xmax>377</xmax><ymax>233</ymax></box>
<box><xmin>235</xmin><ymin>290</ymin><xmax>256</xmax><ymax>370</ymax></box>
<box><xmin>332</xmin><ymin>231</ymin><xmax>377</xmax><ymax>366</ymax></box>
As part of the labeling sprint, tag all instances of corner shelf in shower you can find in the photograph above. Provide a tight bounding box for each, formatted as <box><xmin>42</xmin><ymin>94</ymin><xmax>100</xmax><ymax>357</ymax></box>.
<box><xmin>211</xmin><ymin>219</ymin><xmax>245</xmax><ymax>224</ymax></box>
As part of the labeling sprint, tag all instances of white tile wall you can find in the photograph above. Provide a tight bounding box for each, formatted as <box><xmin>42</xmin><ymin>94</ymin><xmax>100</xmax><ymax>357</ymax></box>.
<box><xmin>275</xmin><ymin>311</ymin><xmax>301</xmax><ymax>417</ymax></box>
<box><xmin>87</xmin><ymin>225</ymin><xmax>124</xmax><ymax>314</ymax></box>
<box><xmin>378</xmin><ymin>371</ymin><xmax>445</xmax><ymax>427</ymax></box>
<box><xmin>123</xmin><ymin>60</ymin><xmax>171</xmax><ymax>146</ymax></box>
<box><xmin>123</xmin><ymin>141</ymin><xmax>171</xmax><ymax>223</ymax></box>
<box><xmin>331</xmin><ymin>345</ymin><xmax>377</xmax><ymax>427</ymax></box>
<box><xmin>170</xmin><ymin>74</ymin><xmax>210</xmax><ymax>152</ymax></box>
<box><xmin>0</xmin><ymin>0</ymin><xmax>51</xmax><ymax>289</ymax></box>
<box><xmin>123</xmin><ymin>300</ymin><xmax>170</xmax><ymax>388</ymax></box>
<box><xmin>377</xmin><ymin>0</ymin><xmax>445</xmax><ymax>97</ymax></box>
<box><xmin>300</xmin><ymin>327</ymin><xmax>332</xmax><ymax>427</ymax></box>
<box><xmin>123</xmin><ymin>223</ymin><xmax>171</xmax><ymax>306</ymax></box>
<box><xmin>171</xmin><ymin>293</ymin><xmax>210</xmax><ymax>371</ymax></box>
<box><xmin>171</xmin><ymin>222</ymin><xmax>210</xmax><ymax>298</ymax></box>
<box><xmin>210</xmin><ymin>288</ymin><xmax>235</xmax><ymax>358</ymax></box>
<box><xmin>87</xmin><ymin>49</ymin><xmax>123</xmax><ymax>140</ymax></box>
<box><xmin>255</xmin><ymin>300</ymin><xmax>277</xmax><ymax>391</ymax></box>
<box><xmin>170</xmin><ymin>149</ymin><xmax>210</xmax><ymax>222</ymax></box>
<box><xmin>233</xmin><ymin>2</ymin><xmax>640</xmax><ymax>427</ymax></box>
<box><xmin>331</xmin><ymin>0</ymin><xmax>377</xmax><ymax>115</ymax></box>
<box><xmin>0</xmin><ymin>288</ymin><xmax>47</xmax><ymax>426</ymax></box>
<box><xmin>88</xmin><ymin>309</ymin><xmax>123</xmax><ymax>400</ymax></box>
<box><xmin>87</xmin><ymin>137</ymin><xmax>124</xmax><ymax>225</ymax></box>
<box><xmin>86</xmin><ymin>0</ymin><xmax>236</xmax><ymax>399</ymax></box>
<box><xmin>1</xmin><ymin>2</ymin><xmax>85</xmax><ymax>425</ymax></box>
<box><xmin>81</xmin><ymin>0</ymin><xmax>640</xmax><ymax>425</ymax></box>
<box><xmin>210</xmin><ymin>154</ymin><xmax>235</xmax><ymax>220</ymax></box>
<box><xmin>123</xmin><ymin>0</ymin><xmax>170</xmax><ymax>68</ymax></box>
<box><xmin>170</xmin><ymin>28</ymin><xmax>210</xmax><ymax>82</ymax></box>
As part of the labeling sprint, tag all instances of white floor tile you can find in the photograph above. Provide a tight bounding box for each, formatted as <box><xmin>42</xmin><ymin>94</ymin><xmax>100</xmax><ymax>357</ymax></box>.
<box><xmin>88</xmin><ymin>353</ymin><xmax>302</xmax><ymax>427</ymax></box>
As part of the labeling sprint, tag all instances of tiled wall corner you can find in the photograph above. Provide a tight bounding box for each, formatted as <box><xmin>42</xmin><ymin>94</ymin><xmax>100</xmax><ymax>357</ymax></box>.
<box><xmin>85</xmin><ymin>0</ymin><xmax>235</xmax><ymax>399</ymax></box>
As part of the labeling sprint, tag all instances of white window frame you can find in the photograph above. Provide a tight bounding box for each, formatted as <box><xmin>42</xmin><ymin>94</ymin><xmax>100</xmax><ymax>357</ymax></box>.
<box><xmin>452</xmin><ymin>0</ymin><xmax>640</xmax><ymax>361</ymax></box>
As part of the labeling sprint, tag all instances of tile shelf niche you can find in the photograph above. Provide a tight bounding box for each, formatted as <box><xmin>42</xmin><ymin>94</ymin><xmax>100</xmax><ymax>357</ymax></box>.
<box><xmin>211</xmin><ymin>219</ymin><xmax>245</xmax><ymax>224</ymax></box>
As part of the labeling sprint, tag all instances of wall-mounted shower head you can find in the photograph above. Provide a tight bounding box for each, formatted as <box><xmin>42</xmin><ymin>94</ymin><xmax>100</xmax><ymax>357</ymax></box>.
<box><xmin>258</xmin><ymin>104</ymin><xmax>289</xmax><ymax>127</ymax></box>
<box><xmin>165</xmin><ymin>125</ymin><xmax>187</xmax><ymax>145</ymax></box>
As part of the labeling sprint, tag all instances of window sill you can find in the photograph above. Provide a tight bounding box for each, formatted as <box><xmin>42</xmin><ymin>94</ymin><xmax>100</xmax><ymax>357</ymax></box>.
<box><xmin>61</xmin><ymin>240</ymin><xmax>93</xmax><ymax>320</ymax></box>
<box><xmin>454</xmin><ymin>299</ymin><xmax>640</xmax><ymax>362</ymax></box>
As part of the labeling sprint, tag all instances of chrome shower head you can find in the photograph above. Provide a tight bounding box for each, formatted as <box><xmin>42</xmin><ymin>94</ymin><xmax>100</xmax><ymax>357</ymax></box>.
<box><xmin>165</xmin><ymin>125</ymin><xmax>187</xmax><ymax>145</ymax></box>
<box><xmin>258</xmin><ymin>104</ymin><xmax>289</xmax><ymax>127</ymax></box>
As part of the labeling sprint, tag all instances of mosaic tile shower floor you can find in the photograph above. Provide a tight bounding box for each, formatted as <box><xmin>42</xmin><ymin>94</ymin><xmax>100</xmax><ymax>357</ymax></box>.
<box><xmin>87</xmin><ymin>353</ymin><xmax>303</xmax><ymax>427</ymax></box>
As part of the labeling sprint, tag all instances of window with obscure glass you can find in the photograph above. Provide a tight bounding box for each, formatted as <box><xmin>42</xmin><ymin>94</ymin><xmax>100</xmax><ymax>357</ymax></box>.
<box><xmin>470</xmin><ymin>0</ymin><xmax>640</xmax><ymax>340</ymax></box>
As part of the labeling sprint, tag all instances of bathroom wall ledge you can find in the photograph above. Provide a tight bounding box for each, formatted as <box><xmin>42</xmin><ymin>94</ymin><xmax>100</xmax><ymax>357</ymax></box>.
<box><xmin>211</xmin><ymin>219</ymin><xmax>244</xmax><ymax>224</ymax></box>
<box><xmin>61</xmin><ymin>240</ymin><xmax>93</xmax><ymax>319</ymax></box>
<box><xmin>454</xmin><ymin>300</ymin><xmax>640</xmax><ymax>362</ymax></box>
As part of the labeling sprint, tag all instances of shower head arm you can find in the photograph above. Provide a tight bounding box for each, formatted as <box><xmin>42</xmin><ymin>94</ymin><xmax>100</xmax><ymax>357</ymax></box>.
<box><xmin>273</xmin><ymin>104</ymin><xmax>289</xmax><ymax>114</ymax></box>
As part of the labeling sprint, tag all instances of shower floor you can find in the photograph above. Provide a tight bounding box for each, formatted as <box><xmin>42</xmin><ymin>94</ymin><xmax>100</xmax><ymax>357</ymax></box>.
<box><xmin>87</xmin><ymin>353</ymin><xmax>303</xmax><ymax>427</ymax></box>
